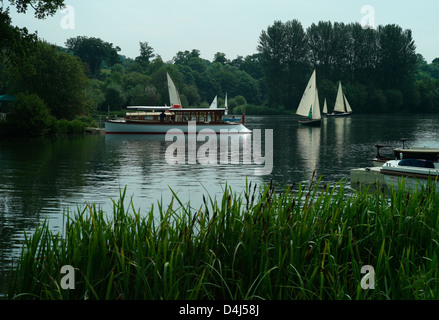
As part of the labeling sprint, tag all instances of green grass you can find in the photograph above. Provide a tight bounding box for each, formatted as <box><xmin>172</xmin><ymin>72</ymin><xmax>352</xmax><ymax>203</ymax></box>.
<box><xmin>4</xmin><ymin>177</ymin><xmax>439</xmax><ymax>300</ymax></box>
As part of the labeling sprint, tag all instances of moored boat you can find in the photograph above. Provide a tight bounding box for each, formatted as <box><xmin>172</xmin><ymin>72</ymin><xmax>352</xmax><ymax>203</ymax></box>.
<box><xmin>380</xmin><ymin>159</ymin><xmax>439</xmax><ymax>191</ymax></box>
<box><xmin>372</xmin><ymin>139</ymin><xmax>439</xmax><ymax>167</ymax></box>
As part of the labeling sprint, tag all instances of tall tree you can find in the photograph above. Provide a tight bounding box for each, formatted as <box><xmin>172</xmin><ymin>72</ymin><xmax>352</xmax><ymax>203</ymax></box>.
<box><xmin>135</xmin><ymin>41</ymin><xmax>155</xmax><ymax>70</ymax></box>
<box><xmin>258</xmin><ymin>20</ymin><xmax>308</xmax><ymax>108</ymax></box>
<box><xmin>306</xmin><ymin>21</ymin><xmax>334</xmax><ymax>79</ymax></box>
<box><xmin>377</xmin><ymin>24</ymin><xmax>417</xmax><ymax>90</ymax></box>
<box><xmin>65</xmin><ymin>36</ymin><xmax>121</xmax><ymax>77</ymax></box>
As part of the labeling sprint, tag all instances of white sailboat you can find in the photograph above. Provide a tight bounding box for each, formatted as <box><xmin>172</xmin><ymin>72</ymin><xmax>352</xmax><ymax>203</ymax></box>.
<box><xmin>296</xmin><ymin>69</ymin><xmax>321</xmax><ymax>126</ymax></box>
<box><xmin>327</xmin><ymin>81</ymin><xmax>352</xmax><ymax>117</ymax></box>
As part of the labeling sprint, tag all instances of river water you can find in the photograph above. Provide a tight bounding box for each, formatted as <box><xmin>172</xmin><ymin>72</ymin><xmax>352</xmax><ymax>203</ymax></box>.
<box><xmin>1</xmin><ymin>114</ymin><xmax>439</xmax><ymax>292</ymax></box>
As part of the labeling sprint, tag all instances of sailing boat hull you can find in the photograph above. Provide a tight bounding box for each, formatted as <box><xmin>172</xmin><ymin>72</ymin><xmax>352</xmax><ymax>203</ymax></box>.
<box><xmin>298</xmin><ymin>119</ymin><xmax>322</xmax><ymax>127</ymax></box>
<box><xmin>326</xmin><ymin>112</ymin><xmax>352</xmax><ymax>117</ymax></box>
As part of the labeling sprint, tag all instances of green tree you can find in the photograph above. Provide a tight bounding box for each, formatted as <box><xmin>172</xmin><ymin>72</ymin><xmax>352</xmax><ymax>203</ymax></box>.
<box><xmin>348</xmin><ymin>23</ymin><xmax>379</xmax><ymax>84</ymax></box>
<box><xmin>377</xmin><ymin>24</ymin><xmax>417</xmax><ymax>90</ymax></box>
<box><xmin>135</xmin><ymin>41</ymin><xmax>155</xmax><ymax>70</ymax></box>
<box><xmin>103</xmin><ymin>83</ymin><xmax>125</xmax><ymax>110</ymax></box>
<box><xmin>258</xmin><ymin>20</ymin><xmax>286</xmax><ymax>106</ymax></box>
<box><xmin>173</xmin><ymin>49</ymin><xmax>201</xmax><ymax>65</ymax></box>
<box><xmin>0</xmin><ymin>8</ymin><xmax>37</xmax><ymax>64</ymax></box>
<box><xmin>3</xmin><ymin>92</ymin><xmax>54</xmax><ymax>136</ymax></box>
<box><xmin>65</xmin><ymin>36</ymin><xmax>121</xmax><ymax>77</ymax></box>
<box><xmin>258</xmin><ymin>19</ymin><xmax>308</xmax><ymax>108</ymax></box>
<box><xmin>1</xmin><ymin>0</ymin><xmax>65</xmax><ymax>64</ymax></box>
<box><xmin>123</xmin><ymin>72</ymin><xmax>160</xmax><ymax>106</ymax></box>
<box><xmin>306</xmin><ymin>21</ymin><xmax>333</xmax><ymax>79</ymax></box>
<box><xmin>213</xmin><ymin>52</ymin><xmax>229</xmax><ymax>65</ymax></box>
<box><xmin>3</xmin><ymin>0</ymin><xmax>65</xmax><ymax>18</ymax></box>
<box><xmin>7</xmin><ymin>41</ymin><xmax>89</xmax><ymax>119</ymax></box>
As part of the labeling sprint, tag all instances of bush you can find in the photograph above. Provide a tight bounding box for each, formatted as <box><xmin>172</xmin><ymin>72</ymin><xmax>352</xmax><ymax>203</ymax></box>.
<box><xmin>53</xmin><ymin>118</ymin><xmax>88</xmax><ymax>135</ymax></box>
<box><xmin>2</xmin><ymin>93</ymin><xmax>54</xmax><ymax>137</ymax></box>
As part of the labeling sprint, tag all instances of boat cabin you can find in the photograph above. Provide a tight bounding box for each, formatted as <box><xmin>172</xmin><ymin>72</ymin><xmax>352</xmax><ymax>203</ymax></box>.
<box><xmin>125</xmin><ymin>108</ymin><xmax>227</xmax><ymax>124</ymax></box>
<box><xmin>392</xmin><ymin>147</ymin><xmax>439</xmax><ymax>162</ymax></box>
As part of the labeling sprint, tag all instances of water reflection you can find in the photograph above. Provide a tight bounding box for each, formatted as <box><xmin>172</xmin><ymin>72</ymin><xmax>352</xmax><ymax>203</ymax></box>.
<box><xmin>296</xmin><ymin>126</ymin><xmax>321</xmax><ymax>182</ymax></box>
<box><xmin>332</xmin><ymin>117</ymin><xmax>352</xmax><ymax>165</ymax></box>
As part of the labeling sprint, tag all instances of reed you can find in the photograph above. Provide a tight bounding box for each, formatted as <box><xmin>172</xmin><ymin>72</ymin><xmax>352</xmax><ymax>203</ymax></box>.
<box><xmin>4</xmin><ymin>177</ymin><xmax>439</xmax><ymax>300</ymax></box>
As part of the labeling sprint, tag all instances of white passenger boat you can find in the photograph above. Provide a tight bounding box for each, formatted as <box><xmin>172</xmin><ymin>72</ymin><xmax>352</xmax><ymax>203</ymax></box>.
<box><xmin>105</xmin><ymin>107</ymin><xmax>250</xmax><ymax>134</ymax></box>
<box><xmin>105</xmin><ymin>73</ymin><xmax>250</xmax><ymax>134</ymax></box>
<box><xmin>380</xmin><ymin>159</ymin><xmax>439</xmax><ymax>191</ymax></box>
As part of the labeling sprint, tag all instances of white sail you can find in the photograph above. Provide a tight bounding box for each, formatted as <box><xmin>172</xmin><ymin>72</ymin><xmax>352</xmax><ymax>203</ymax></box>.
<box><xmin>167</xmin><ymin>72</ymin><xmax>182</xmax><ymax>107</ymax></box>
<box><xmin>333</xmin><ymin>82</ymin><xmax>345</xmax><ymax>113</ymax></box>
<box><xmin>344</xmin><ymin>94</ymin><xmax>352</xmax><ymax>113</ymax></box>
<box><xmin>312</xmin><ymin>88</ymin><xmax>321</xmax><ymax>120</ymax></box>
<box><xmin>323</xmin><ymin>98</ymin><xmax>328</xmax><ymax>114</ymax></box>
<box><xmin>209</xmin><ymin>95</ymin><xmax>218</xmax><ymax>109</ymax></box>
<box><xmin>296</xmin><ymin>69</ymin><xmax>318</xmax><ymax>119</ymax></box>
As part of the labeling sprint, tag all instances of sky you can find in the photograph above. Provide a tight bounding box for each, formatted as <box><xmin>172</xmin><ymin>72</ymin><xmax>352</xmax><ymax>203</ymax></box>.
<box><xmin>6</xmin><ymin>0</ymin><xmax>439</xmax><ymax>63</ymax></box>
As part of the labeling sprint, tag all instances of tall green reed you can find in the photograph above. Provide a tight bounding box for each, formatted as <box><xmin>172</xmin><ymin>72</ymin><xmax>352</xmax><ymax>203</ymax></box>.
<box><xmin>5</xmin><ymin>177</ymin><xmax>439</xmax><ymax>300</ymax></box>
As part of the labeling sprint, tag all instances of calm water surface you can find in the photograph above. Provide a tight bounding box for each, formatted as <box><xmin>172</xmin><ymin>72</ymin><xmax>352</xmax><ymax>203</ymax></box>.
<box><xmin>1</xmin><ymin>114</ymin><xmax>439</xmax><ymax>290</ymax></box>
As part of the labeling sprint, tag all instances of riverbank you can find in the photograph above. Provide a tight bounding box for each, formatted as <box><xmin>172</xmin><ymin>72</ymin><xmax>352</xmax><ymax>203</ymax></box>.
<box><xmin>3</xmin><ymin>178</ymin><xmax>439</xmax><ymax>300</ymax></box>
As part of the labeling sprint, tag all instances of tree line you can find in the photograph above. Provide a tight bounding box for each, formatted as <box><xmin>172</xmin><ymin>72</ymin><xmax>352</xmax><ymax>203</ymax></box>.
<box><xmin>257</xmin><ymin>20</ymin><xmax>430</xmax><ymax>113</ymax></box>
<box><xmin>1</xmin><ymin>1</ymin><xmax>439</xmax><ymax>136</ymax></box>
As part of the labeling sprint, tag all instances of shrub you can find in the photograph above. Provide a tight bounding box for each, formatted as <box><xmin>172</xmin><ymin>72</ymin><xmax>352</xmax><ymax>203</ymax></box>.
<box><xmin>3</xmin><ymin>93</ymin><xmax>54</xmax><ymax>137</ymax></box>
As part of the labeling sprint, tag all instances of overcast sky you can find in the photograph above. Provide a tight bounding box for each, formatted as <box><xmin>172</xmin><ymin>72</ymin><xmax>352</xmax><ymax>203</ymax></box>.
<box><xmin>7</xmin><ymin>0</ymin><xmax>439</xmax><ymax>63</ymax></box>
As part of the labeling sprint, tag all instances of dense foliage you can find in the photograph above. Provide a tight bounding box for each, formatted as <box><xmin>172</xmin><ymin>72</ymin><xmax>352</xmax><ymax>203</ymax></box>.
<box><xmin>1</xmin><ymin>1</ymin><xmax>439</xmax><ymax>137</ymax></box>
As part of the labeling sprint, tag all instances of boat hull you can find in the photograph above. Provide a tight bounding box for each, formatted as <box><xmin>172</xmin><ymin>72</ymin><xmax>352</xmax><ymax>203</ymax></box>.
<box><xmin>105</xmin><ymin>120</ymin><xmax>251</xmax><ymax>134</ymax></box>
<box><xmin>298</xmin><ymin>119</ymin><xmax>321</xmax><ymax>127</ymax></box>
<box><xmin>380</xmin><ymin>160</ymin><xmax>439</xmax><ymax>191</ymax></box>
<box><xmin>382</xmin><ymin>174</ymin><xmax>439</xmax><ymax>192</ymax></box>
<box><xmin>326</xmin><ymin>112</ymin><xmax>352</xmax><ymax>117</ymax></box>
